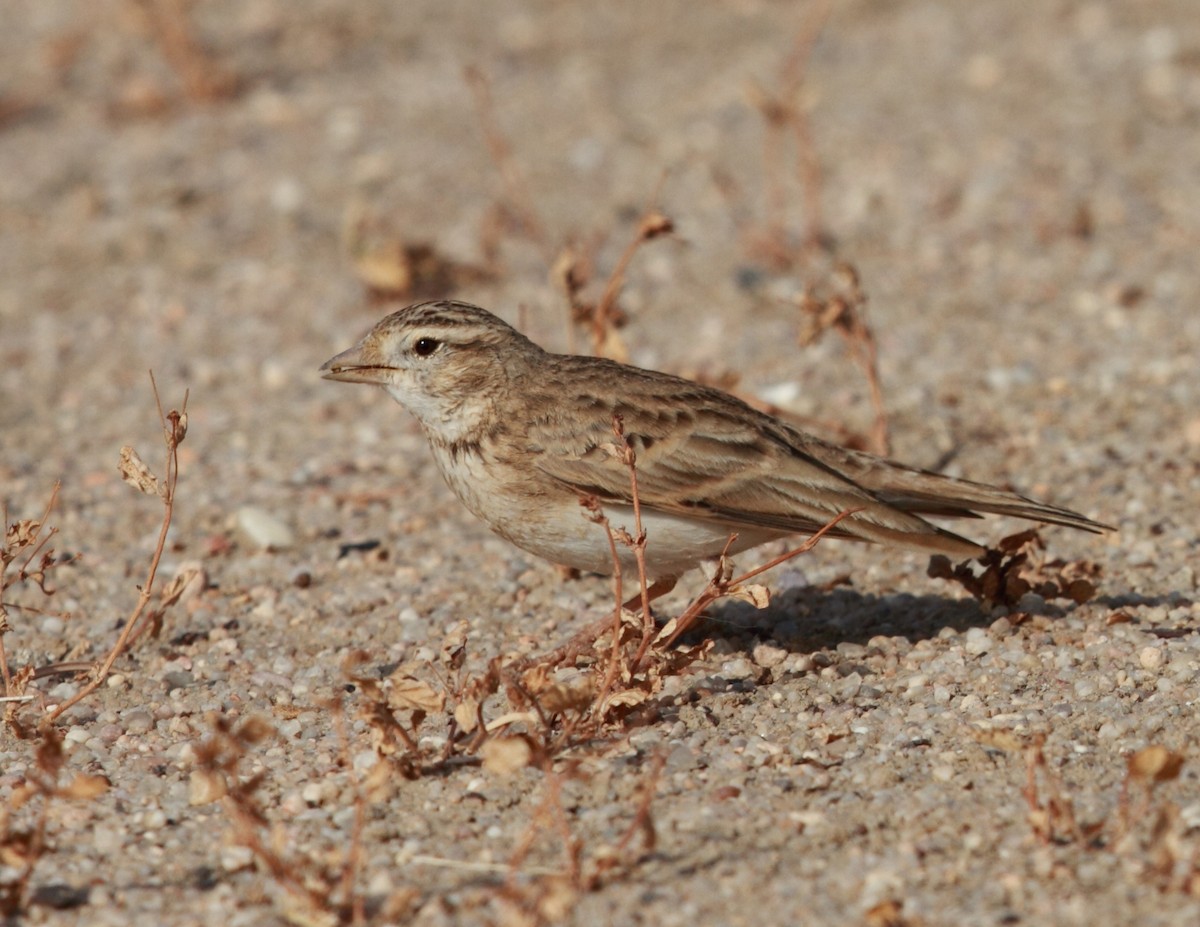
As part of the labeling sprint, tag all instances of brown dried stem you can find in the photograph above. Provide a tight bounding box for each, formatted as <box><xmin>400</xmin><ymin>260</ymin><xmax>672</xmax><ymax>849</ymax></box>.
<box><xmin>331</xmin><ymin>699</ymin><xmax>368</xmax><ymax>927</ymax></box>
<box><xmin>610</xmin><ymin>416</ymin><xmax>656</xmax><ymax>664</ymax></box>
<box><xmin>796</xmin><ymin>263</ymin><xmax>890</xmax><ymax>455</ymax></box>
<box><xmin>579</xmin><ymin>498</ymin><xmax>630</xmax><ymax>724</ymax></box>
<box><xmin>1</xmin><ymin>483</ymin><xmax>62</xmax><ymax>702</ymax></box>
<box><xmin>746</xmin><ymin>0</ymin><xmax>833</xmax><ymax>265</ymax></box>
<box><xmin>588</xmin><ymin>200</ymin><xmax>673</xmax><ymax>357</ymax></box>
<box><xmin>658</xmin><ymin>507</ymin><xmax>859</xmax><ymax>650</ymax></box>
<box><xmin>0</xmin><ymin>728</ymin><xmax>109</xmax><ymax>915</ymax></box>
<box><xmin>45</xmin><ymin>373</ymin><xmax>188</xmax><ymax>723</ymax></box>
<box><xmin>128</xmin><ymin>0</ymin><xmax>239</xmax><ymax>102</ymax></box>
<box><xmin>465</xmin><ymin>65</ymin><xmax>548</xmax><ymax>252</ymax></box>
<box><xmin>780</xmin><ymin>0</ymin><xmax>833</xmax><ymax>255</ymax></box>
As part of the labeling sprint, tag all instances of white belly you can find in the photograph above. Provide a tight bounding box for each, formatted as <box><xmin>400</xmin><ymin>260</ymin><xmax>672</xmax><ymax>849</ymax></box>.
<box><xmin>504</xmin><ymin>502</ymin><xmax>782</xmax><ymax>580</ymax></box>
<box><xmin>427</xmin><ymin>441</ymin><xmax>783</xmax><ymax>580</ymax></box>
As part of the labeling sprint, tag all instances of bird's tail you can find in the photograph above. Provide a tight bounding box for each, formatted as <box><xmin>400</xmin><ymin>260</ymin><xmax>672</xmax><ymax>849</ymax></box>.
<box><xmin>843</xmin><ymin>453</ymin><xmax>1113</xmax><ymax>535</ymax></box>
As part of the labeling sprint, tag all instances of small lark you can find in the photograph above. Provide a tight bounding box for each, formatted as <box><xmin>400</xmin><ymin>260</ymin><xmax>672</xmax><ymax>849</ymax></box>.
<box><xmin>321</xmin><ymin>300</ymin><xmax>1110</xmax><ymax>597</ymax></box>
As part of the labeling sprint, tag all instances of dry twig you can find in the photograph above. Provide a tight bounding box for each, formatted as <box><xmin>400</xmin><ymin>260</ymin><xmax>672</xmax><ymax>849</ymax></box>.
<box><xmin>465</xmin><ymin>65</ymin><xmax>548</xmax><ymax>257</ymax></box>
<box><xmin>44</xmin><ymin>374</ymin><xmax>189</xmax><ymax>723</ymax></box>
<box><xmin>794</xmin><ymin>262</ymin><xmax>889</xmax><ymax>454</ymax></box>
<box><xmin>1</xmin><ymin>484</ymin><xmax>66</xmax><ymax>722</ymax></box>
<box><xmin>553</xmin><ymin>199</ymin><xmax>674</xmax><ymax>362</ymax></box>
<box><xmin>0</xmin><ymin>728</ymin><xmax>109</xmax><ymax>916</ymax></box>
<box><xmin>127</xmin><ymin>0</ymin><xmax>239</xmax><ymax>103</ymax></box>
<box><xmin>744</xmin><ymin>0</ymin><xmax>834</xmax><ymax>266</ymax></box>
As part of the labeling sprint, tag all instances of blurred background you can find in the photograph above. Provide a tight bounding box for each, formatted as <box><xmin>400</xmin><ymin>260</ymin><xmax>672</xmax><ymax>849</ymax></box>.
<box><xmin>2</xmin><ymin>0</ymin><xmax>1195</xmax><ymax>549</ymax></box>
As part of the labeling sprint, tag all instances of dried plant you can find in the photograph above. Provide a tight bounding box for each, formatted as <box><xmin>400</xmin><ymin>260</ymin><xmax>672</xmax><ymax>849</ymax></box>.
<box><xmin>191</xmin><ymin>709</ymin><xmax>418</xmax><ymax>927</ymax></box>
<box><xmin>0</xmin><ymin>728</ymin><xmax>109</xmax><ymax>916</ymax></box>
<box><xmin>793</xmin><ymin>261</ymin><xmax>889</xmax><ymax>454</ymax></box>
<box><xmin>928</xmin><ymin>528</ymin><xmax>1100</xmax><ymax>611</ymax></box>
<box><xmin>1</xmin><ymin>485</ymin><xmax>68</xmax><ymax>725</ymax></box>
<box><xmin>125</xmin><ymin>0</ymin><xmax>240</xmax><ymax>105</ymax></box>
<box><xmin>554</xmin><ymin>201</ymin><xmax>675</xmax><ymax>362</ymax></box>
<box><xmin>975</xmin><ymin>728</ymin><xmax>1199</xmax><ymax>893</ymax></box>
<box><xmin>742</xmin><ymin>0</ymin><xmax>834</xmax><ymax>267</ymax></box>
<box><xmin>36</xmin><ymin>375</ymin><xmax>191</xmax><ymax>724</ymax></box>
<box><xmin>465</xmin><ymin>65</ymin><xmax>549</xmax><ymax>261</ymax></box>
<box><xmin>344</xmin><ymin>205</ymin><xmax>492</xmax><ymax>301</ymax></box>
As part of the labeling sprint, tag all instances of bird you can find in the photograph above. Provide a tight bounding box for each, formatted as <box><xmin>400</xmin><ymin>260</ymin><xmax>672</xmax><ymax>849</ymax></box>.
<box><xmin>320</xmin><ymin>299</ymin><xmax>1111</xmax><ymax>600</ymax></box>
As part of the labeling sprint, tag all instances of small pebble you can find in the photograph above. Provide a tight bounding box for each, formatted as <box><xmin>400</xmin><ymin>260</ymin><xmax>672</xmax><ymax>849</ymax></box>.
<box><xmin>235</xmin><ymin>506</ymin><xmax>295</xmax><ymax>550</ymax></box>
<box><xmin>163</xmin><ymin>671</ymin><xmax>195</xmax><ymax>691</ymax></box>
<box><xmin>752</xmin><ymin>642</ymin><xmax>788</xmax><ymax>668</ymax></box>
<box><xmin>220</xmin><ymin>846</ymin><xmax>255</xmax><ymax>872</ymax></box>
<box><xmin>964</xmin><ymin>628</ymin><xmax>992</xmax><ymax>656</ymax></box>
<box><xmin>124</xmin><ymin>710</ymin><xmax>154</xmax><ymax>734</ymax></box>
<box><xmin>40</xmin><ymin>615</ymin><xmax>66</xmax><ymax>635</ymax></box>
<box><xmin>721</xmin><ymin>658</ymin><xmax>757</xmax><ymax>681</ymax></box>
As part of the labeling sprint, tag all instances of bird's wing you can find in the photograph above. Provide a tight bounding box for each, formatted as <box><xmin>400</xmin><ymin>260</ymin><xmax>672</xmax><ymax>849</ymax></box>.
<box><xmin>527</xmin><ymin>370</ymin><xmax>985</xmax><ymax>557</ymax></box>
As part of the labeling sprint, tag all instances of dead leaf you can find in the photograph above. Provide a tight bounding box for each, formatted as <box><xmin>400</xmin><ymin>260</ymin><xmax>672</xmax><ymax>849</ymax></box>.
<box><xmin>596</xmin><ymin>325</ymin><xmax>629</xmax><ymax>364</ymax></box>
<box><xmin>388</xmin><ymin>674</ymin><xmax>445</xmax><ymax>714</ymax></box>
<box><xmin>363</xmin><ymin>758</ymin><xmax>394</xmax><ymax>803</ymax></box>
<box><xmin>60</xmin><ymin>773</ymin><xmax>110</xmax><ymax>800</ymax></box>
<box><xmin>5</xmin><ymin>782</ymin><xmax>38</xmax><ymax>812</ymax></box>
<box><xmin>160</xmin><ymin>562</ymin><xmax>208</xmax><ymax>607</ymax></box>
<box><xmin>480</xmin><ymin>736</ymin><xmax>532</xmax><ymax>775</ymax></box>
<box><xmin>1128</xmin><ymin>745</ymin><xmax>1185</xmax><ymax>784</ymax></box>
<box><xmin>536</xmin><ymin>679</ymin><xmax>595</xmax><ymax>715</ymax></box>
<box><xmin>1065</xmin><ymin>578</ymin><xmax>1096</xmax><ymax>604</ymax></box>
<box><xmin>638</xmin><ymin>211</ymin><xmax>674</xmax><ymax>239</ymax></box>
<box><xmin>118</xmin><ymin>445</ymin><xmax>160</xmax><ymax>496</ymax></box>
<box><xmin>454</xmin><ymin>698</ymin><xmax>480</xmax><ymax>734</ymax></box>
<box><xmin>599</xmin><ymin>688</ymin><xmax>649</xmax><ymax>715</ymax></box>
<box><xmin>970</xmin><ymin>726</ymin><xmax>1027</xmax><ymax>753</ymax></box>
<box><xmin>5</xmin><ymin>518</ymin><xmax>41</xmax><ymax>551</ymax></box>
<box><xmin>726</xmin><ymin>583</ymin><xmax>771</xmax><ymax>609</ymax></box>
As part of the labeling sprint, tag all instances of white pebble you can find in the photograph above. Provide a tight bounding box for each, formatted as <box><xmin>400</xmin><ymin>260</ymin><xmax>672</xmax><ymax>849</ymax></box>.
<box><xmin>236</xmin><ymin>506</ymin><xmax>295</xmax><ymax>550</ymax></box>
<box><xmin>353</xmin><ymin>749</ymin><xmax>376</xmax><ymax>771</ymax></box>
<box><xmin>1139</xmin><ymin>646</ymin><xmax>1164</xmax><ymax>670</ymax></box>
<box><xmin>270</xmin><ymin>177</ymin><xmax>303</xmax><ymax>214</ymax></box>
<box><xmin>752</xmin><ymin>642</ymin><xmax>788</xmax><ymax>668</ymax></box>
<box><xmin>40</xmin><ymin>616</ymin><xmax>65</xmax><ymax>635</ymax></box>
<box><xmin>92</xmin><ymin>827</ymin><xmax>124</xmax><ymax>854</ymax></box>
<box><xmin>220</xmin><ymin>845</ymin><xmax>255</xmax><ymax>872</ymax></box>
<box><xmin>142</xmin><ymin>809</ymin><xmax>167</xmax><ymax>830</ymax></box>
<box><xmin>964</xmin><ymin>628</ymin><xmax>992</xmax><ymax>656</ymax></box>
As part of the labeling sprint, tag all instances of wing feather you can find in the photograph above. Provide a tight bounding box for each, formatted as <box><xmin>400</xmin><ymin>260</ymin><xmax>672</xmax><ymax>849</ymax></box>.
<box><xmin>525</xmin><ymin>360</ymin><xmax>988</xmax><ymax>557</ymax></box>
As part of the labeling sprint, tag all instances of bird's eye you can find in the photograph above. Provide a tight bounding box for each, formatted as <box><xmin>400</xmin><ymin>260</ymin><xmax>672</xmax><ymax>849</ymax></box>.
<box><xmin>413</xmin><ymin>337</ymin><xmax>440</xmax><ymax>357</ymax></box>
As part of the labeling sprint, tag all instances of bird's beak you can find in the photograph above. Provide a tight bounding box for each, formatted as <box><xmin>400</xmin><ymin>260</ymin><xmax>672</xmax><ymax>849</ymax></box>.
<box><xmin>319</xmin><ymin>344</ymin><xmax>393</xmax><ymax>385</ymax></box>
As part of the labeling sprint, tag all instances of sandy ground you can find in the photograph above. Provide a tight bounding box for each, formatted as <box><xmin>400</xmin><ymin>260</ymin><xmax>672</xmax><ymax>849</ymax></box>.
<box><xmin>3</xmin><ymin>1</ymin><xmax>1200</xmax><ymax>925</ymax></box>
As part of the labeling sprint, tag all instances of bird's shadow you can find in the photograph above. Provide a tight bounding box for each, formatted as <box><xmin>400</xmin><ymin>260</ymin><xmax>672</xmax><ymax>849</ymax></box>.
<box><xmin>679</xmin><ymin>583</ymin><xmax>1191</xmax><ymax>654</ymax></box>
<box><xmin>690</xmin><ymin>585</ymin><xmax>993</xmax><ymax>653</ymax></box>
